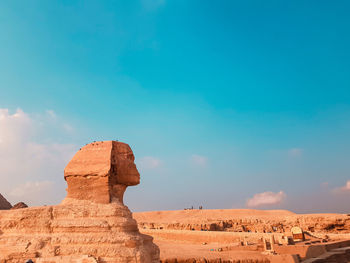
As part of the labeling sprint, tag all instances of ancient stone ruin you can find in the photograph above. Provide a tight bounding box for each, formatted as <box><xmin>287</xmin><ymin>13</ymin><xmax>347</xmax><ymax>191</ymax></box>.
<box><xmin>10</xmin><ymin>202</ymin><xmax>28</xmax><ymax>210</ymax></box>
<box><xmin>0</xmin><ymin>194</ymin><xmax>12</xmax><ymax>210</ymax></box>
<box><xmin>0</xmin><ymin>141</ymin><xmax>160</xmax><ymax>263</ymax></box>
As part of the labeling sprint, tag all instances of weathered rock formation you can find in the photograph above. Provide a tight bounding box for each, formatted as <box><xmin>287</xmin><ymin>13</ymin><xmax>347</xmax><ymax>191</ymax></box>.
<box><xmin>134</xmin><ymin>209</ymin><xmax>350</xmax><ymax>234</ymax></box>
<box><xmin>0</xmin><ymin>194</ymin><xmax>12</xmax><ymax>210</ymax></box>
<box><xmin>0</xmin><ymin>141</ymin><xmax>160</xmax><ymax>263</ymax></box>
<box><xmin>10</xmin><ymin>202</ymin><xmax>28</xmax><ymax>210</ymax></box>
<box><xmin>63</xmin><ymin>141</ymin><xmax>140</xmax><ymax>205</ymax></box>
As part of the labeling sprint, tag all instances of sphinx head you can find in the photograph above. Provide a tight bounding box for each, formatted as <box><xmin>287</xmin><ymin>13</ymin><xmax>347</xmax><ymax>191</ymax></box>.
<box><xmin>64</xmin><ymin>141</ymin><xmax>140</xmax><ymax>204</ymax></box>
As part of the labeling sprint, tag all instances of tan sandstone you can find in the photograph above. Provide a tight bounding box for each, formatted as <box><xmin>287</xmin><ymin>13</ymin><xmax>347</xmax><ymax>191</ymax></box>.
<box><xmin>134</xmin><ymin>209</ymin><xmax>350</xmax><ymax>234</ymax></box>
<box><xmin>134</xmin><ymin>210</ymin><xmax>350</xmax><ymax>262</ymax></box>
<box><xmin>0</xmin><ymin>141</ymin><xmax>160</xmax><ymax>263</ymax></box>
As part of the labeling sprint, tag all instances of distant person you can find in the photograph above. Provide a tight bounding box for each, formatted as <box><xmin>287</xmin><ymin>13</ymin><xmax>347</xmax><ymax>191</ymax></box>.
<box><xmin>199</xmin><ymin>206</ymin><xmax>203</xmax><ymax>210</ymax></box>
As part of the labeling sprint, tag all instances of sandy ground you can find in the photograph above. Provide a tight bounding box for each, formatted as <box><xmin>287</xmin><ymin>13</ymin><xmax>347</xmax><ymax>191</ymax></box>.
<box><xmin>134</xmin><ymin>209</ymin><xmax>296</xmax><ymax>224</ymax></box>
<box><xmin>153</xmin><ymin>239</ymin><xmax>267</xmax><ymax>261</ymax></box>
<box><xmin>134</xmin><ymin>209</ymin><xmax>350</xmax><ymax>262</ymax></box>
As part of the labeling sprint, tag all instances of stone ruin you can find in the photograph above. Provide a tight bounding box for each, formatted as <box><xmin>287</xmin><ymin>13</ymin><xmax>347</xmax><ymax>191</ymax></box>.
<box><xmin>10</xmin><ymin>202</ymin><xmax>28</xmax><ymax>210</ymax></box>
<box><xmin>0</xmin><ymin>194</ymin><xmax>12</xmax><ymax>210</ymax></box>
<box><xmin>0</xmin><ymin>141</ymin><xmax>160</xmax><ymax>263</ymax></box>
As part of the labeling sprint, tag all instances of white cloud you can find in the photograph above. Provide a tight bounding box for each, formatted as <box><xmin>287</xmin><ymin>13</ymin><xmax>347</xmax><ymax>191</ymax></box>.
<box><xmin>246</xmin><ymin>191</ymin><xmax>286</xmax><ymax>208</ymax></box>
<box><xmin>10</xmin><ymin>181</ymin><xmax>53</xmax><ymax>197</ymax></box>
<box><xmin>45</xmin><ymin>109</ymin><xmax>56</xmax><ymax>119</ymax></box>
<box><xmin>43</xmin><ymin>109</ymin><xmax>74</xmax><ymax>134</ymax></box>
<box><xmin>0</xmin><ymin>108</ymin><xmax>33</xmax><ymax>144</ymax></box>
<box><xmin>63</xmin><ymin>123</ymin><xmax>74</xmax><ymax>133</ymax></box>
<box><xmin>191</xmin><ymin>154</ymin><xmax>208</xmax><ymax>166</ymax></box>
<box><xmin>137</xmin><ymin>156</ymin><xmax>162</xmax><ymax>170</ymax></box>
<box><xmin>341</xmin><ymin>181</ymin><xmax>350</xmax><ymax>191</ymax></box>
<box><xmin>333</xmin><ymin>180</ymin><xmax>350</xmax><ymax>194</ymax></box>
<box><xmin>0</xmin><ymin>108</ymin><xmax>76</xmax><ymax>206</ymax></box>
<box><xmin>288</xmin><ymin>148</ymin><xmax>303</xmax><ymax>157</ymax></box>
<box><xmin>9</xmin><ymin>181</ymin><xmax>54</xmax><ymax>205</ymax></box>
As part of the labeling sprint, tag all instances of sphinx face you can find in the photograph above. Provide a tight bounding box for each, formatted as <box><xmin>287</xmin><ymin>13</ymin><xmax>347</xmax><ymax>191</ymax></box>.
<box><xmin>64</xmin><ymin>141</ymin><xmax>140</xmax><ymax>204</ymax></box>
<box><xmin>111</xmin><ymin>142</ymin><xmax>140</xmax><ymax>186</ymax></box>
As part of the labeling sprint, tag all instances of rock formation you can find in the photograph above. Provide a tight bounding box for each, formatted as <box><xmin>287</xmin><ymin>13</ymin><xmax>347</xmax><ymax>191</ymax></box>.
<box><xmin>135</xmin><ymin>209</ymin><xmax>350</xmax><ymax>234</ymax></box>
<box><xmin>10</xmin><ymin>202</ymin><xmax>28</xmax><ymax>210</ymax></box>
<box><xmin>0</xmin><ymin>194</ymin><xmax>12</xmax><ymax>210</ymax></box>
<box><xmin>0</xmin><ymin>141</ymin><xmax>160</xmax><ymax>263</ymax></box>
<box><xmin>63</xmin><ymin>141</ymin><xmax>140</xmax><ymax>205</ymax></box>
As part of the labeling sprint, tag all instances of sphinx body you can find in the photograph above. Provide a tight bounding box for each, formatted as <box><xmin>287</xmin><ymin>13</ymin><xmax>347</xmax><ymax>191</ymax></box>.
<box><xmin>0</xmin><ymin>141</ymin><xmax>160</xmax><ymax>263</ymax></box>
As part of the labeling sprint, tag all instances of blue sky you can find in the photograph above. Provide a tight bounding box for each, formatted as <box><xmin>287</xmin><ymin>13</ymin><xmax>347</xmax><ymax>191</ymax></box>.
<box><xmin>1</xmin><ymin>0</ymin><xmax>350</xmax><ymax>213</ymax></box>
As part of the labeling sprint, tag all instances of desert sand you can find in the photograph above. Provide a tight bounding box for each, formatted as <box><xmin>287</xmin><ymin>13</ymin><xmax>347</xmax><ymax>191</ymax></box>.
<box><xmin>134</xmin><ymin>209</ymin><xmax>350</xmax><ymax>262</ymax></box>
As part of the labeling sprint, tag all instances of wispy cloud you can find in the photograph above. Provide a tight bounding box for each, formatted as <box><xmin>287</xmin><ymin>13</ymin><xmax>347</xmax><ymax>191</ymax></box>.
<box><xmin>63</xmin><ymin>123</ymin><xmax>74</xmax><ymax>133</ymax></box>
<box><xmin>333</xmin><ymin>180</ymin><xmax>350</xmax><ymax>194</ymax></box>
<box><xmin>9</xmin><ymin>181</ymin><xmax>54</xmax><ymax>205</ymax></box>
<box><xmin>137</xmin><ymin>156</ymin><xmax>162</xmax><ymax>170</ymax></box>
<box><xmin>0</xmin><ymin>108</ymin><xmax>76</xmax><ymax>206</ymax></box>
<box><xmin>0</xmin><ymin>108</ymin><xmax>33</xmax><ymax>144</ymax></box>
<box><xmin>190</xmin><ymin>154</ymin><xmax>208</xmax><ymax>166</ymax></box>
<box><xmin>341</xmin><ymin>181</ymin><xmax>350</xmax><ymax>191</ymax></box>
<box><xmin>45</xmin><ymin>109</ymin><xmax>57</xmax><ymax>119</ymax></box>
<box><xmin>288</xmin><ymin>148</ymin><xmax>303</xmax><ymax>157</ymax></box>
<box><xmin>246</xmin><ymin>191</ymin><xmax>286</xmax><ymax>208</ymax></box>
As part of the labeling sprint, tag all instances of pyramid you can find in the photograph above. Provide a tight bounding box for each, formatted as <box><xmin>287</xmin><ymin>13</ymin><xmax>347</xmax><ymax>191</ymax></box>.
<box><xmin>0</xmin><ymin>193</ymin><xmax>12</xmax><ymax>210</ymax></box>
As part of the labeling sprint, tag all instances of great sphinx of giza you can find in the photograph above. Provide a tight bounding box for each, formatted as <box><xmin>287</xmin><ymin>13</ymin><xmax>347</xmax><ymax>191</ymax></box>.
<box><xmin>0</xmin><ymin>141</ymin><xmax>160</xmax><ymax>263</ymax></box>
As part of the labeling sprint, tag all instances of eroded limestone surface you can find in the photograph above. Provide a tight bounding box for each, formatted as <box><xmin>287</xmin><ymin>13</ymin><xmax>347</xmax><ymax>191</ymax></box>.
<box><xmin>134</xmin><ymin>209</ymin><xmax>350</xmax><ymax>234</ymax></box>
<box><xmin>0</xmin><ymin>141</ymin><xmax>160</xmax><ymax>263</ymax></box>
